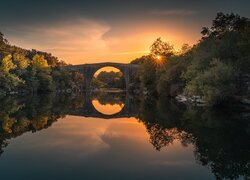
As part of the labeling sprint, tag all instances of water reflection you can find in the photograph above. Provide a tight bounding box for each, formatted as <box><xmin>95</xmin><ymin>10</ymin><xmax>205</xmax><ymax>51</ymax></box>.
<box><xmin>138</xmin><ymin>98</ymin><xmax>250</xmax><ymax>179</ymax></box>
<box><xmin>0</xmin><ymin>93</ymin><xmax>249</xmax><ymax>179</ymax></box>
<box><xmin>92</xmin><ymin>92</ymin><xmax>125</xmax><ymax>115</ymax></box>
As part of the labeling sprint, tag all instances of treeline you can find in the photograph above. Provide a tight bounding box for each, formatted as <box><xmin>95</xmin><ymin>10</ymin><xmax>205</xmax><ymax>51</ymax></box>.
<box><xmin>131</xmin><ymin>12</ymin><xmax>250</xmax><ymax>106</ymax></box>
<box><xmin>92</xmin><ymin>71</ymin><xmax>125</xmax><ymax>89</ymax></box>
<box><xmin>0</xmin><ymin>34</ymin><xmax>85</xmax><ymax>95</ymax></box>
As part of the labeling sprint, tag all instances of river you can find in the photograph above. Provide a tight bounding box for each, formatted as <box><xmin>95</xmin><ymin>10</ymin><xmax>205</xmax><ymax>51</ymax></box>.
<box><xmin>0</xmin><ymin>92</ymin><xmax>249</xmax><ymax>179</ymax></box>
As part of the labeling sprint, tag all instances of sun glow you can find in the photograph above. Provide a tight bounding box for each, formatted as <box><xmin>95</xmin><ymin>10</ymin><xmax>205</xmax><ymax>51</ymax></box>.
<box><xmin>154</xmin><ymin>55</ymin><xmax>164</xmax><ymax>64</ymax></box>
<box><xmin>156</xmin><ymin>55</ymin><xmax>162</xmax><ymax>60</ymax></box>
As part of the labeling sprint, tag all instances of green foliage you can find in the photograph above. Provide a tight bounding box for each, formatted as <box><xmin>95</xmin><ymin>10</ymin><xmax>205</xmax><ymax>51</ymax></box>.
<box><xmin>184</xmin><ymin>59</ymin><xmax>236</xmax><ymax>105</ymax></box>
<box><xmin>201</xmin><ymin>12</ymin><xmax>247</xmax><ymax>39</ymax></box>
<box><xmin>13</xmin><ymin>53</ymin><xmax>29</xmax><ymax>70</ymax></box>
<box><xmin>0</xmin><ymin>54</ymin><xmax>23</xmax><ymax>92</ymax></box>
<box><xmin>131</xmin><ymin>12</ymin><xmax>250</xmax><ymax>106</ymax></box>
<box><xmin>132</xmin><ymin>40</ymin><xmax>176</xmax><ymax>95</ymax></box>
<box><xmin>150</xmin><ymin>37</ymin><xmax>174</xmax><ymax>59</ymax></box>
<box><xmin>0</xmin><ymin>32</ymin><xmax>83</xmax><ymax>94</ymax></box>
<box><xmin>36</xmin><ymin>71</ymin><xmax>54</xmax><ymax>92</ymax></box>
<box><xmin>157</xmin><ymin>54</ymin><xmax>191</xmax><ymax>96</ymax></box>
<box><xmin>92</xmin><ymin>71</ymin><xmax>125</xmax><ymax>89</ymax></box>
<box><xmin>29</xmin><ymin>49</ymin><xmax>67</xmax><ymax>67</ymax></box>
<box><xmin>0</xmin><ymin>55</ymin><xmax>16</xmax><ymax>72</ymax></box>
<box><xmin>28</xmin><ymin>54</ymin><xmax>53</xmax><ymax>92</ymax></box>
<box><xmin>130</xmin><ymin>55</ymin><xmax>150</xmax><ymax>65</ymax></box>
<box><xmin>133</xmin><ymin>39</ymin><xmax>187</xmax><ymax>96</ymax></box>
<box><xmin>70</xmin><ymin>71</ymin><xmax>85</xmax><ymax>90</ymax></box>
<box><xmin>139</xmin><ymin>58</ymin><xmax>158</xmax><ymax>95</ymax></box>
<box><xmin>0</xmin><ymin>71</ymin><xmax>23</xmax><ymax>91</ymax></box>
<box><xmin>12</xmin><ymin>53</ymin><xmax>29</xmax><ymax>76</ymax></box>
<box><xmin>52</xmin><ymin>70</ymin><xmax>85</xmax><ymax>92</ymax></box>
<box><xmin>32</xmin><ymin>54</ymin><xmax>49</xmax><ymax>69</ymax></box>
<box><xmin>238</xmin><ymin>22</ymin><xmax>250</xmax><ymax>72</ymax></box>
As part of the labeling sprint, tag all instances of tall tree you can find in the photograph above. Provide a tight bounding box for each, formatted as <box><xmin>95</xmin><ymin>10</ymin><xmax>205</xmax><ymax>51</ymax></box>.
<box><xmin>201</xmin><ymin>12</ymin><xmax>247</xmax><ymax>39</ymax></box>
<box><xmin>150</xmin><ymin>38</ymin><xmax>174</xmax><ymax>59</ymax></box>
<box><xmin>0</xmin><ymin>55</ymin><xmax>16</xmax><ymax>72</ymax></box>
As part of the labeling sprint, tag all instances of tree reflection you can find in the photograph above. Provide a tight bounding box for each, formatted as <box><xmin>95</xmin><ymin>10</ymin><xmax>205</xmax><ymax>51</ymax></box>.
<box><xmin>137</xmin><ymin>97</ymin><xmax>250</xmax><ymax>179</ymax></box>
<box><xmin>0</xmin><ymin>94</ymin><xmax>85</xmax><ymax>156</ymax></box>
<box><xmin>0</xmin><ymin>94</ymin><xmax>249</xmax><ymax>179</ymax></box>
<box><xmin>92</xmin><ymin>91</ymin><xmax>126</xmax><ymax>106</ymax></box>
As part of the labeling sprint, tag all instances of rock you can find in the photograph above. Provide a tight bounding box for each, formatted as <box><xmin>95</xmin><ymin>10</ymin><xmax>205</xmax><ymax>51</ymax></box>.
<box><xmin>196</xmin><ymin>103</ymin><xmax>207</xmax><ymax>107</ymax></box>
<box><xmin>66</xmin><ymin>89</ymin><xmax>72</xmax><ymax>93</ymax></box>
<box><xmin>176</xmin><ymin>95</ymin><xmax>188</xmax><ymax>102</ymax></box>
<box><xmin>241</xmin><ymin>98</ymin><xmax>250</xmax><ymax>105</ymax></box>
<box><xmin>176</xmin><ymin>94</ymin><xmax>207</xmax><ymax>106</ymax></box>
<box><xmin>196</xmin><ymin>98</ymin><xmax>206</xmax><ymax>104</ymax></box>
<box><xmin>143</xmin><ymin>90</ymin><xmax>148</xmax><ymax>96</ymax></box>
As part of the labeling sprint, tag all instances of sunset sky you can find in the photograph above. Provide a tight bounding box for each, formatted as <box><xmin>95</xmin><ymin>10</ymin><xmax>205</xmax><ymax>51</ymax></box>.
<box><xmin>1</xmin><ymin>0</ymin><xmax>250</xmax><ymax>64</ymax></box>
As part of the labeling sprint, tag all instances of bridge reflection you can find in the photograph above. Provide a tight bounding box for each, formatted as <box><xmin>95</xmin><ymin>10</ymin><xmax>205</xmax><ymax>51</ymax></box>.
<box><xmin>68</xmin><ymin>92</ymin><xmax>137</xmax><ymax>119</ymax></box>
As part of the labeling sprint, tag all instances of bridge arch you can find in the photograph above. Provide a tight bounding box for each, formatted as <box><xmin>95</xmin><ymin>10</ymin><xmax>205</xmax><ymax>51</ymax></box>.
<box><xmin>89</xmin><ymin>66</ymin><xmax>126</xmax><ymax>90</ymax></box>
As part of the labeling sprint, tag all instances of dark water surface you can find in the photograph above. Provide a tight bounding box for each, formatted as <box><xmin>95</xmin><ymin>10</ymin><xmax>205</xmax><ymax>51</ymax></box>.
<box><xmin>0</xmin><ymin>92</ymin><xmax>249</xmax><ymax>180</ymax></box>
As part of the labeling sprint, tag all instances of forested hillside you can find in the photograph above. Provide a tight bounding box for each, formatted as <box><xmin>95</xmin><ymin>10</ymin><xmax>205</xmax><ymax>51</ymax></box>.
<box><xmin>0</xmin><ymin>33</ymin><xmax>85</xmax><ymax>95</ymax></box>
<box><xmin>131</xmin><ymin>13</ymin><xmax>250</xmax><ymax>106</ymax></box>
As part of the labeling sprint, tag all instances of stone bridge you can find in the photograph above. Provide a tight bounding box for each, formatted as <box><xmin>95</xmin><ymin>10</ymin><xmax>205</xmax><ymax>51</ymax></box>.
<box><xmin>61</xmin><ymin>62</ymin><xmax>139</xmax><ymax>90</ymax></box>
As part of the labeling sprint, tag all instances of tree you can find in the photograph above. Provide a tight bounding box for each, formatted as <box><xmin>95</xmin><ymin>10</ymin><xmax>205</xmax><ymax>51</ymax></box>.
<box><xmin>32</xmin><ymin>54</ymin><xmax>49</xmax><ymax>69</ymax></box>
<box><xmin>28</xmin><ymin>54</ymin><xmax>53</xmax><ymax>92</ymax></box>
<box><xmin>139</xmin><ymin>59</ymin><xmax>158</xmax><ymax>95</ymax></box>
<box><xmin>201</xmin><ymin>12</ymin><xmax>247</xmax><ymax>39</ymax></box>
<box><xmin>70</xmin><ymin>72</ymin><xmax>85</xmax><ymax>91</ymax></box>
<box><xmin>0</xmin><ymin>55</ymin><xmax>23</xmax><ymax>92</ymax></box>
<box><xmin>0</xmin><ymin>32</ymin><xmax>8</xmax><ymax>44</ymax></box>
<box><xmin>180</xmin><ymin>43</ymin><xmax>192</xmax><ymax>54</ymax></box>
<box><xmin>184</xmin><ymin>59</ymin><xmax>236</xmax><ymax>105</ymax></box>
<box><xmin>93</xmin><ymin>71</ymin><xmax>125</xmax><ymax>89</ymax></box>
<box><xmin>29</xmin><ymin>49</ymin><xmax>66</xmax><ymax>67</ymax></box>
<box><xmin>12</xmin><ymin>53</ymin><xmax>30</xmax><ymax>76</ymax></box>
<box><xmin>0</xmin><ymin>72</ymin><xmax>23</xmax><ymax>92</ymax></box>
<box><xmin>0</xmin><ymin>55</ymin><xmax>16</xmax><ymax>72</ymax></box>
<box><xmin>150</xmin><ymin>37</ymin><xmax>174</xmax><ymax>59</ymax></box>
<box><xmin>36</xmin><ymin>72</ymin><xmax>54</xmax><ymax>92</ymax></box>
<box><xmin>238</xmin><ymin>21</ymin><xmax>250</xmax><ymax>73</ymax></box>
<box><xmin>13</xmin><ymin>53</ymin><xmax>29</xmax><ymax>70</ymax></box>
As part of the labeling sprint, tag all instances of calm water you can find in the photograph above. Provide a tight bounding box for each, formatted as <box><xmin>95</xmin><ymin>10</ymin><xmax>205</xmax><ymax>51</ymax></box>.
<box><xmin>0</xmin><ymin>92</ymin><xmax>249</xmax><ymax>180</ymax></box>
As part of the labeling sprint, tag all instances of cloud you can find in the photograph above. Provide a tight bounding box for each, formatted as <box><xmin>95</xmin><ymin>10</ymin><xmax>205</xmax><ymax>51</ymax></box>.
<box><xmin>149</xmin><ymin>9</ymin><xmax>196</xmax><ymax>16</ymax></box>
<box><xmin>5</xmin><ymin>18</ymin><xmax>151</xmax><ymax>64</ymax></box>
<box><xmin>5</xmin><ymin>18</ymin><xmax>111</xmax><ymax>63</ymax></box>
<box><xmin>4</xmin><ymin>11</ymin><xmax>198</xmax><ymax>64</ymax></box>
